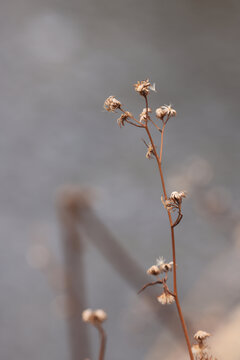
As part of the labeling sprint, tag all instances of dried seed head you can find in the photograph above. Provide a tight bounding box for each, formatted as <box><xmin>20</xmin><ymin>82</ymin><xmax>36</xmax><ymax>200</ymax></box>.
<box><xmin>162</xmin><ymin>104</ymin><xmax>177</xmax><ymax>118</ymax></box>
<box><xmin>155</xmin><ymin>107</ymin><xmax>166</xmax><ymax>120</ymax></box>
<box><xmin>157</xmin><ymin>292</ymin><xmax>175</xmax><ymax>305</ymax></box>
<box><xmin>156</xmin><ymin>257</ymin><xmax>173</xmax><ymax>273</ymax></box>
<box><xmin>146</xmin><ymin>144</ymin><xmax>154</xmax><ymax>159</ymax></box>
<box><xmin>191</xmin><ymin>343</ymin><xmax>216</xmax><ymax>360</ymax></box>
<box><xmin>134</xmin><ymin>79</ymin><xmax>152</xmax><ymax>96</ymax></box>
<box><xmin>155</xmin><ymin>104</ymin><xmax>176</xmax><ymax>120</ymax></box>
<box><xmin>117</xmin><ymin>112</ymin><xmax>131</xmax><ymax>128</ymax></box>
<box><xmin>156</xmin><ymin>256</ymin><xmax>165</xmax><ymax>268</ymax></box>
<box><xmin>82</xmin><ymin>308</ymin><xmax>107</xmax><ymax>324</ymax></box>
<box><xmin>104</xmin><ymin>96</ymin><xmax>121</xmax><ymax>112</ymax></box>
<box><xmin>194</xmin><ymin>330</ymin><xmax>211</xmax><ymax>342</ymax></box>
<box><xmin>140</xmin><ymin>108</ymin><xmax>152</xmax><ymax>123</ymax></box>
<box><xmin>162</xmin><ymin>262</ymin><xmax>173</xmax><ymax>272</ymax></box>
<box><xmin>94</xmin><ymin>309</ymin><xmax>107</xmax><ymax>323</ymax></box>
<box><xmin>82</xmin><ymin>309</ymin><xmax>94</xmax><ymax>323</ymax></box>
<box><xmin>147</xmin><ymin>265</ymin><xmax>160</xmax><ymax>276</ymax></box>
<box><xmin>161</xmin><ymin>196</ymin><xmax>175</xmax><ymax>211</ymax></box>
<box><xmin>170</xmin><ymin>191</ymin><xmax>187</xmax><ymax>201</ymax></box>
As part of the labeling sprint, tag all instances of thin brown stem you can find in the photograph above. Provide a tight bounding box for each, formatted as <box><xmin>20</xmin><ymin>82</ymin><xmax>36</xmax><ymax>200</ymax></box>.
<box><xmin>138</xmin><ymin>280</ymin><xmax>163</xmax><ymax>294</ymax></box>
<box><xmin>125</xmin><ymin>119</ymin><xmax>144</xmax><ymax>128</ymax></box>
<box><xmin>120</xmin><ymin>107</ymin><xmax>145</xmax><ymax>127</ymax></box>
<box><xmin>143</xmin><ymin>101</ymin><xmax>194</xmax><ymax>360</ymax></box>
<box><xmin>95</xmin><ymin>323</ymin><xmax>106</xmax><ymax>360</ymax></box>
<box><xmin>159</xmin><ymin>122</ymin><xmax>166</xmax><ymax>163</ymax></box>
<box><xmin>149</xmin><ymin>118</ymin><xmax>162</xmax><ymax>132</ymax></box>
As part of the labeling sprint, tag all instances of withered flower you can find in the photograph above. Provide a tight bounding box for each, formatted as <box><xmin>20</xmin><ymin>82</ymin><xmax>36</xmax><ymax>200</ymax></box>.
<box><xmin>146</xmin><ymin>143</ymin><xmax>154</xmax><ymax>159</ymax></box>
<box><xmin>117</xmin><ymin>112</ymin><xmax>131</xmax><ymax>127</ymax></box>
<box><xmin>170</xmin><ymin>191</ymin><xmax>187</xmax><ymax>202</ymax></box>
<box><xmin>192</xmin><ymin>331</ymin><xmax>215</xmax><ymax>360</ymax></box>
<box><xmin>157</xmin><ymin>291</ymin><xmax>175</xmax><ymax>305</ymax></box>
<box><xmin>156</xmin><ymin>257</ymin><xmax>173</xmax><ymax>273</ymax></box>
<box><xmin>134</xmin><ymin>79</ymin><xmax>152</xmax><ymax>96</ymax></box>
<box><xmin>161</xmin><ymin>191</ymin><xmax>187</xmax><ymax>212</ymax></box>
<box><xmin>194</xmin><ymin>330</ymin><xmax>211</xmax><ymax>343</ymax></box>
<box><xmin>82</xmin><ymin>308</ymin><xmax>107</xmax><ymax>324</ymax></box>
<box><xmin>147</xmin><ymin>265</ymin><xmax>160</xmax><ymax>276</ymax></box>
<box><xmin>140</xmin><ymin>108</ymin><xmax>152</xmax><ymax>123</ymax></box>
<box><xmin>156</xmin><ymin>104</ymin><xmax>176</xmax><ymax>120</ymax></box>
<box><xmin>104</xmin><ymin>96</ymin><xmax>121</xmax><ymax>112</ymax></box>
<box><xmin>94</xmin><ymin>309</ymin><xmax>107</xmax><ymax>323</ymax></box>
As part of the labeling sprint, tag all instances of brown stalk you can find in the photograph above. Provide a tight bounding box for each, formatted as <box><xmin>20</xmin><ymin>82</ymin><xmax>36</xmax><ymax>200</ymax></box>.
<box><xmin>94</xmin><ymin>323</ymin><xmax>106</xmax><ymax>360</ymax></box>
<box><xmin>143</xmin><ymin>95</ymin><xmax>194</xmax><ymax>360</ymax></box>
<box><xmin>138</xmin><ymin>279</ymin><xmax>163</xmax><ymax>294</ymax></box>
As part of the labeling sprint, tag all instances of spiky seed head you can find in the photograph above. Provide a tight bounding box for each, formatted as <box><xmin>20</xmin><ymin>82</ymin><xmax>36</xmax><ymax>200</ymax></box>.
<box><xmin>104</xmin><ymin>96</ymin><xmax>121</xmax><ymax>112</ymax></box>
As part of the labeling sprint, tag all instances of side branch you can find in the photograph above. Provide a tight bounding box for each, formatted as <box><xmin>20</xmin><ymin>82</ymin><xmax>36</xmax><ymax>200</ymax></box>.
<box><xmin>138</xmin><ymin>280</ymin><xmax>163</xmax><ymax>294</ymax></box>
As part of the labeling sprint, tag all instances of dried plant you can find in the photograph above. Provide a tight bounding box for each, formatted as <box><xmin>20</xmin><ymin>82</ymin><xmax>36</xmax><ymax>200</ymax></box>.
<box><xmin>82</xmin><ymin>309</ymin><xmax>107</xmax><ymax>360</ymax></box>
<box><xmin>104</xmin><ymin>80</ymin><xmax>218</xmax><ymax>360</ymax></box>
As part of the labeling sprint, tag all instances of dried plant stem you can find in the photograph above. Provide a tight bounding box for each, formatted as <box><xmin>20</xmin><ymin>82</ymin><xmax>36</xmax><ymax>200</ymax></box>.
<box><xmin>95</xmin><ymin>323</ymin><xmax>106</xmax><ymax>360</ymax></box>
<box><xmin>145</xmin><ymin>116</ymin><xmax>194</xmax><ymax>360</ymax></box>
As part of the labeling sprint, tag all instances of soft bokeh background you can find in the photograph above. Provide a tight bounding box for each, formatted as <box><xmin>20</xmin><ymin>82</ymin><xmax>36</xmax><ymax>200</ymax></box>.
<box><xmin>1</xmin><ymin>0</ymin><xmax>240</xmax><ymax>359</ymax></box>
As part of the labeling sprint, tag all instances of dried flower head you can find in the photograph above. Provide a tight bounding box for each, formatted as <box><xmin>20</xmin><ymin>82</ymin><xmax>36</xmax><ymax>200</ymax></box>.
<box><xmin>162</xmin><ymin>104</ymin><xmax>177</xmax><ymax>118</ymax></box>
<box><xmin>192</xmin><ymin>331</ymin><xmax>216</xmax><ymax>360</ymax></box>
<box><xmin>94</xmin><ymin>309</ymin><xmax>107</xmax><ymax>323</ymax></box>
<box><xmin>147</xmin><ymin>265</ymin><xmax>160</xmax><ymax>276</ymax></box>
<box><xmin>104</xmin><ymin>96</ymin><xmax>121</xmax><ymax>112</ymax></box>
<box><xmin>117</xmin><ymin>112</ymin><xmax>131</xmax><ymax>128</ymax></box>
<box><xmin>156</xmin><ymin>257</ymin><xmax>173</xmax><ymax>273</ymax></box>
<box><xmin>134</xmin><ymin>79</ymin><xmax>152</xmax><ymax>96</ymax></box>
<box><xmin>157</xmin><ymin>291</ymin><xmax>175</xmax><ymax>305</ymax></box>
<box><xmin>155</xmin><ymin>107</ymin><xmax>165</xmax><ymax>120</ymax></box>
<box><xmin>170</xmin><ymin>191</ymin><xmax>187</xmax><ymax>202</ymax></box>
<box><xmin>139</xmin><ymin>108</ymin><xmax>152</xmax><ymax>123</ymax></box>
<box><xmin>191</xmin><ymin>344</ymin><xmax>210</xmax><ymax>360</ymax></box>
<box><xmin>146</xmin><ymin>143</ymin><xmax>154</xmax><ymax>159</ymax></box>
<box><xmin>156</xmin><ymin>256</ymin><xmax>165</xmax><ymax>267</ymax></box>
<box><xmin>161</xmin><ymin>191</ymin><xmax>187</xmax><ymax>213</ymax></box>
<box><xmin>82</xmin><ymin>308</ymin><xmax>107</xmax><ymax>324</ymax></box>
<box><xmin>194</xmin><ymin>330</ymin><xmax>211</xmax><ymax>343</ymax></box>
<box><xmin>82</xmin><ymin>308</ymin><xmax>94</xmax><ymax>323</ymax></box>
<box><xmin>162</xmin><ymin>262</ymin><xmax>174</xmax><ymax>272</ymax></box>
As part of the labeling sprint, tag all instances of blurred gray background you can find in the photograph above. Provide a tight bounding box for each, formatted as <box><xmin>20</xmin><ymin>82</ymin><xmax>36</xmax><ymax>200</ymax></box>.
<box><xmin>0</xmin><ymin>0</ymin><xmax>240</xmax><ymax>359</ymax></box>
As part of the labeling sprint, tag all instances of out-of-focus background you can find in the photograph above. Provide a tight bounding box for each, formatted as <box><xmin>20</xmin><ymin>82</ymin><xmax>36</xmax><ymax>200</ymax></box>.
<box><xmin>1</xmin><ymin>0</ymin><xmax>240</xmax><ymax>359</ymax></box>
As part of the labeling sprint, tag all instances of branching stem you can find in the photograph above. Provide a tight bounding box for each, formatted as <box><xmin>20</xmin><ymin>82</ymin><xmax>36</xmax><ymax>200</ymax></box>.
<box><xmin>144</xmin><ymin>96</ymin><xmax>194</xmax><ymax>360</ymax></box>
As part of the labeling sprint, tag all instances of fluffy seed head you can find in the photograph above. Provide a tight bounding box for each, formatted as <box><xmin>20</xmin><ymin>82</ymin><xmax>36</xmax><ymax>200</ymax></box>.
<box><xmin>162</xmin><ymin>262</ymin><xmax>173</xmax><ymax>272</ymax></box>
<box><xmin>156</xmin><ymin>257</ymin><xmax>173</xmax><ymax>273</ymax></box>
<box><xmin>104</xmin><ymin>96</ymin><xmax>121</xmax><ymax>112</ymax></box>
<box><xmin>194</xmin><ymin>330</ymin><xmax>211</xmax><ymax>342</ymax></box>
<box><xmin>157</xmin><ymin>292</ymin><xmax>175</xmax><ymax>305</ymax></box>
<box><xmin>147</xmin><ymin>265</ymin><xmax>160</xmax><ymax>276</ymax></box>
<box><xmin>191</xmin><ymin>343</ymin><xmax>216</xmax><ymax>360</ymax></box>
